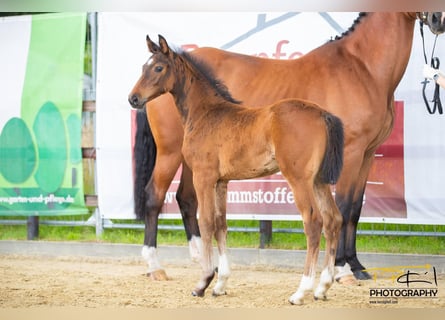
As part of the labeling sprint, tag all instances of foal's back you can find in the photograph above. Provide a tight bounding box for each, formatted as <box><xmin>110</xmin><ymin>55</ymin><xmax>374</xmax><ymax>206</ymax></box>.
<box><xmin>182</xmin><ymin>97</ymin><xmax>329</xmax><ymax>182</ymax></box>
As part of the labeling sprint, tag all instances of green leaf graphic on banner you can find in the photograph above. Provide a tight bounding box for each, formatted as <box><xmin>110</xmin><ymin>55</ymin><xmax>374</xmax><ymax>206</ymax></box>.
<box><xmin>0</xmin><ymin>117</ymin><xmax>36</xmax><ymax>183</ymax></box>
<box><xmin>33</xmin><ymin>101</ymin><xmax>67</xmax><ymax>193</ymax></box>
<box><xmin>0</xmin><ymin>13</ymin><xmax>87</xmax><ymax>216</ymax></box>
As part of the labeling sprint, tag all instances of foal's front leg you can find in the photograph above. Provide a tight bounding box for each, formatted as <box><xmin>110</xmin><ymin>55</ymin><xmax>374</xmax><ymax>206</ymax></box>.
<box><xmin>191</xmin><ymin>178</ymin><xmax>217</xmax><ymax>297</ymax></box>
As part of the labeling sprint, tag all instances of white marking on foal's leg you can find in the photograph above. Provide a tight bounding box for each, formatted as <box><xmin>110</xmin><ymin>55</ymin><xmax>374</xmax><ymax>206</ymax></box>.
<box><xmin>314</xmin><ymin>267</ymin><xmax>334</xmax><ymax>301</ymax></box>
<box><xmin>192</xmin><ymin>243</ymin><xmax>216</xmax><ymax>297</ymax></box>
<box><xmin>141</xmin><ymin>245</ymin><xmax>162</xmax><ymax>273</ymax></box>
<box><xmin>288</xmin><ymin>274</ymin><xmax>315</xmax><ymax>305</ymax></box>
<box><xmin>213</xmin><ymin>253</ymin><xmax>230</xmax><ymax>296</ymax></box>
<box><xmin>188</xmin><ymin>235</ymin><xmax>203</xmax><ymax>263</ymax></box>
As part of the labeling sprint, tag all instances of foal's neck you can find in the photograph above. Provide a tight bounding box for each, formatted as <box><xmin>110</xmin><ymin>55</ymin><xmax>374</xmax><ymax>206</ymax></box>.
<box><xmin>171</xmin><ymin>56</ymin><xmax>236</xmax><ymax>124</ymax></box>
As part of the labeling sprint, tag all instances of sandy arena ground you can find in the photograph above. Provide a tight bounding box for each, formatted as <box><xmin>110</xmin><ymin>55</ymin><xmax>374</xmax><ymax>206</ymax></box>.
<box><xmin>0</xmin><ymin>253</ymin><xmax>444</xmax><ymax>308</ymax></box>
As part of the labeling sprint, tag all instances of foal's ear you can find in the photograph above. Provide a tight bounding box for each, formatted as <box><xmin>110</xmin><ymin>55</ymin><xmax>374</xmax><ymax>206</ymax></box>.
<box><xmin>158</xmin><ymin>35</ymin><xmax>170</xmax><ymax>55</ymax></box>
<box><xmin>146</xmin><ymin>34</ymin><xmax>160</xmax><ymax>54</ymax></box>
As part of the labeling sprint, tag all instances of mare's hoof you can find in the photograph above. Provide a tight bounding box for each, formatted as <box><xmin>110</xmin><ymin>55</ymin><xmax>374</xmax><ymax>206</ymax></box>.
<box><xmin>192</xmin><ymin>289</ymin><xmax>205</xmax><ymax>297</ymax></box>
<box><xmin>353</xmin><ymin>269</ymin><xmax>372</xmax><ymax>280</ymax></box>
<box><xmin>336</xmin><ymin>274</ymin><xmax>359</xmax><ymax>286</ymax></box>
<box><xmin>147</xmin><ymin>269</ymin><xmax>169</xmax><ymax>281</ymax></box>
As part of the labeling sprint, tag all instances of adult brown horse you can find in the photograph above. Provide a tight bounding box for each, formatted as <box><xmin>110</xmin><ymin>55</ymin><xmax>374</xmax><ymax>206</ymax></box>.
<box><xmin>130</xmin><ymin>34</ymin><xmax>344</xmax><ymax>304</ymax></box>
<box><xmin>133</xmin><ymin>12</ymin><xmax>445</xmax><ymax>283</ymax></box>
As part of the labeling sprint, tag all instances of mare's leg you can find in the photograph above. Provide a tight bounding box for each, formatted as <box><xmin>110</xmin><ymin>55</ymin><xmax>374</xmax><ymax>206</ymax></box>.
<box><xmin>343</xmin><ymin>152</ymin><xmax>375</xmax><ymax>280</ymax></box>
<box><xmin>191</xmin><ymin>174</ymin><xmax>217</xmax><ymax>297</ymax></box>
<box><xmin>176</xmin><ymin>162</ymin><xmax>201</xmax><ymax>262</ymax></box>
<box><xmin>342</xmin><ymin>108</ymin><xmax>395</xmax><ymax>280</ymax></box>
<box><xmin>334</xmin><ymin>147</ymin><xmax>372</xmax><ymax>282</ymax></box>
<box><xmin>212</xmin><ymin>181</ymin><xmax>230</xmax><ymax>296</ymax></box>
<box><xmin>142</xmin><ymin>151</ymin><xmax>182</xmax><ymax>280</ymax></box>
<box><xmin>142</xmin><ymin>96</ymin><xmax>184</xmax><ymax>280</ymax></box>
<box><xmin>286</xmin><ymin>179</ymin><xmax>323</xmax><ymax>305</ymax></box>
<box><xmin>313</xmin><ymin>183</ymin><xmax>343</xmax><ymax>300</ymax></box>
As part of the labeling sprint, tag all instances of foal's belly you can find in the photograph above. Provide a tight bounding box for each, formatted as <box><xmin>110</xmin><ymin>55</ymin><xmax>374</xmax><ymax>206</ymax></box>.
<box><xmin>220</xmin><ymin>151</ymin><xmax>279</xmax><ymax>181</ymax></box>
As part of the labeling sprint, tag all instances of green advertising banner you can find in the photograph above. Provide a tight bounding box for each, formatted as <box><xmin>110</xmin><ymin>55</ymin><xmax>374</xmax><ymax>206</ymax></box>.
<box><xmin>0</xmin><ymin>13</ymin><xmax>88</xmax><ymax>216</ymax></box>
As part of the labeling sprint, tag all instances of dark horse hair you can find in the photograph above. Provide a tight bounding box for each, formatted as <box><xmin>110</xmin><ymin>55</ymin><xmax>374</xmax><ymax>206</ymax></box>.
<box><xmin>134</xmin><ymin>109</ymin><xmax>156</xmax><ymax>220</ymax></box>
<box><xmin>179</xmin><ymin>50</ymin><xmax>242</xmax><ymax>105</ymax></box>
<box><xmin>319</xmin><ymin>113</ymin><xmax>344</xmax><ymax>185</ymax></box>
<box><xmin>332</xmin><ymin>12</ymin><xmax>367</xmax><ymax>41</ymax></box>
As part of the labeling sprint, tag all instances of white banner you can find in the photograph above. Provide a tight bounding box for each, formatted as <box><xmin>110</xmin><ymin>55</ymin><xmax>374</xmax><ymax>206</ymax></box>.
<box><xmin>96</xmin><ymin>12</ymin><xmax>445</xmax><ymax>225</ymax></box>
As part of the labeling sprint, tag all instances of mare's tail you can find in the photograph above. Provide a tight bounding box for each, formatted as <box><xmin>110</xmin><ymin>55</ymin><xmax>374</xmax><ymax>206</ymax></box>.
<box><xmin>318</xmin><ymin>113</ymin><xmax>344</xmax><ymax>185</ymax></box>
<box><xmin>134</xmin><ymin>109</ymin><xmax>157</xmax><ymax>220</ymax></box>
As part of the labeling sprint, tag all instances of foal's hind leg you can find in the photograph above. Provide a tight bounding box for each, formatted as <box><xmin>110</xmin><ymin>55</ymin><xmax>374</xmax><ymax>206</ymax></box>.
<box><xmin>176</xmin><ymin>162</ymin><xmax>201</xmax><ymax>262</ymax></box>
<box><xmin>313</xmin><ymin>183</ymin><xmax>343</xmax><ymax>301</ymax></box>
<box><xmin>212</xmin><ymin>181</ymin><xmax>230</xmax><ymax>296</ymax></box>
<box><xmin>286</xmin><ymin>179</ymin><xmax>323</xmax><ymax>305</ymax></box>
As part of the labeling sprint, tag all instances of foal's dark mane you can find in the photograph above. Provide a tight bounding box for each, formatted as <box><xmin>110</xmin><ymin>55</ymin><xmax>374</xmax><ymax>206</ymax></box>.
<box><xmin>331</xmin><ymin>12</ymin><xmax>367</xmax><ymax>41</ymax></box>
<box><xmin>177</xmin><ymin>49</ymin><xmax>242</xmax><ymax>104</ymax></box>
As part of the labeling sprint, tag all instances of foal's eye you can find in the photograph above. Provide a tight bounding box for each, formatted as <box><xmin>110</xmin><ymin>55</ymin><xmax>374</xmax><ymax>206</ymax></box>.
<box><xmin>154</xmin><ymin>65</ymin><xmax>163</xmax><ymax>72</ymax></box>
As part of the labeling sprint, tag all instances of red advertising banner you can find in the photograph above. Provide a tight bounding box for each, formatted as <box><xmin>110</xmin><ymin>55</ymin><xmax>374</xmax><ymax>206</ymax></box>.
<box><xmin>362</xmin><ymin>101</ymin><xmax>406</xmax><ymax>218</ymax></box>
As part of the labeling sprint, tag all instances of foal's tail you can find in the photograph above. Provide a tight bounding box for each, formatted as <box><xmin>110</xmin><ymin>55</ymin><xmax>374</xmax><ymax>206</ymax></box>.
<box><xmin>134</xmin><ymin>109</ymin><xmax>157</xmax><ymax>220</ymax></box>
<box><xmin>318</xmin><ymin>113</ymin><xmax>344</xmax><ymax>185</ymax></box>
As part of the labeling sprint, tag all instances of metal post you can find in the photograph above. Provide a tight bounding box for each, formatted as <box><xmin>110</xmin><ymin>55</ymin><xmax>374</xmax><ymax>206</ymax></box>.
<box><xmin>259</xmin><ymin>220</ymin><xmax>272</xmax><ymax>248</ymax></box>
<box><xmin>95</xmin><ymin>208</ymin><xmax>103</xmax><ymax>237</ymax></box>
<box><xmin>27</xmin><ymin>216</ymin><xmax>39</xmax><ymax>240</ymax></box>
<box><xmin>88</xmin><ymin>12</ymin><xmax>97</xmax><ymax>101</ymax></box>
<box><xmin>87</xmin><ymin>12</ymin><xmax>100</xmax><ymax>238</ymax></box>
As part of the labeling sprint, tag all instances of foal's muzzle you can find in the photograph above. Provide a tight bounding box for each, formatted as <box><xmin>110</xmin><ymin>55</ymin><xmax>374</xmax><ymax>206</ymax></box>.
<box><xmin>128</xmin><ymin>94</ymin><xmax>146</xmax><ymax>109</ymax></box>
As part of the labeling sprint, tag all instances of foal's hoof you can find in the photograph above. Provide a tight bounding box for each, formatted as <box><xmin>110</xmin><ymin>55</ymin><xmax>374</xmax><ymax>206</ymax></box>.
<box><xmin>212</xmin><ymin>290</ymin><xmax>227</xmax><ymax>297</ymax></box>
<box><xmin>314</xmin><ymin>294</ymin><xmax>327</xmax><ymax>301</ymax></box>
<box><xmin>288</xmin><ymin>298</ymin><xmax>304</xmax><ymax>306</ymax></box>
<box><xmin>288</xmin><ymin>293</ymin><xmax>304</xmax><ymax>305</ymax></box>
<box><xmin>147</xmin><ymin>269</ymin><xmax>169</xmax><ymax>281</ymax></box>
